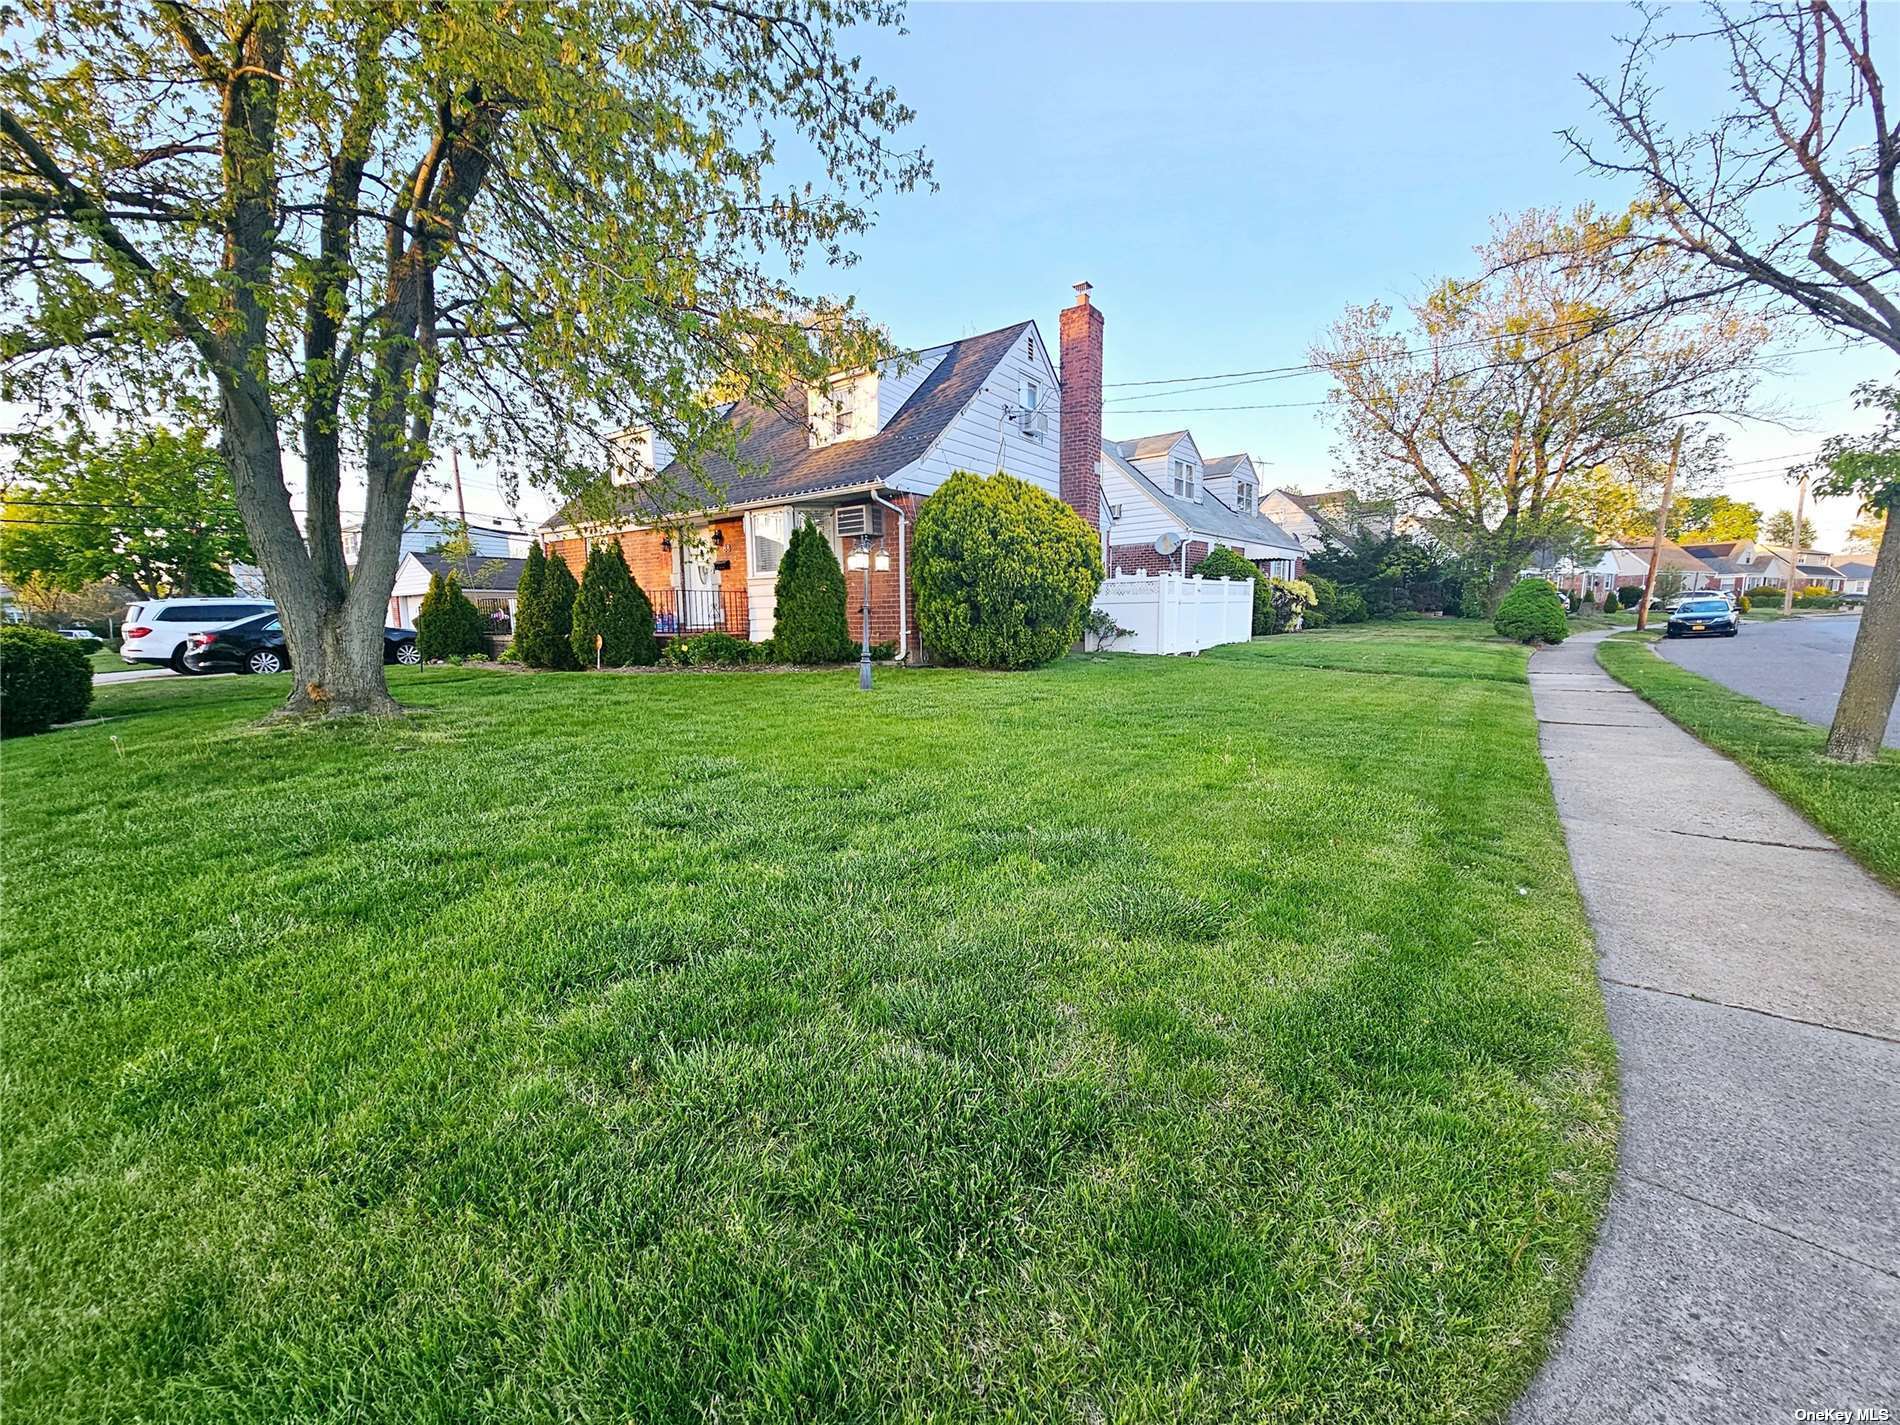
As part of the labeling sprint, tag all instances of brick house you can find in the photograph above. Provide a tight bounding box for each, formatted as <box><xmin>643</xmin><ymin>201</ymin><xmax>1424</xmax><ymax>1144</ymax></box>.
<box><xmin>541</xmin><ymin>295</ymin><xmax>1091</xmax><ymax>658</ymax></box>
<box><xmin>539</xmin><ymin>285</ymin><xmax>1303</xmax><ymax>655</ymax></box>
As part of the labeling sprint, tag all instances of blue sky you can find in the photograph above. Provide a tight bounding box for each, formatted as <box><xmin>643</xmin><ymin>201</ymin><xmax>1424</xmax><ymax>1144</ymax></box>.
<box><xmin>775</xmin><ymin>1</ymin><xmax>1890</xmax><ymax>548</ymax></box>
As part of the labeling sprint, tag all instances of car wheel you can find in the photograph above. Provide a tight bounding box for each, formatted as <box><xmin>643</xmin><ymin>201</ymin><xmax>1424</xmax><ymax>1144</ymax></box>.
<box><xmin>393</xmin><ymin>640</ymin><xmax>421</xmax><ymax>666</ymax></box>
<box><xmin>169</xmin><ymin>647</ymin><xmax>192</xmax><ymax>674</ymax></box>
<box><xmin>247</xmin><ymin>648</ymin><xmax>285</xmax><ymax>675</ymax></box>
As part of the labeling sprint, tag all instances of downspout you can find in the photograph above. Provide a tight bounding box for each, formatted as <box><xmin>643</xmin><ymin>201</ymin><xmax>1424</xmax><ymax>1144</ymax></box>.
<box><xmin>868</xmin><ymin>485</ymin><xmax>909</xmax><ymax>662</ymax></box>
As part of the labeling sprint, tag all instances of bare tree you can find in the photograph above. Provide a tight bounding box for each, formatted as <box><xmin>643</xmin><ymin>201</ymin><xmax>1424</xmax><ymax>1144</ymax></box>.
<box><xmin>1571</xmin><ymin>1</ymin><xmax>1900</xmax><ymax>759</ymax></box>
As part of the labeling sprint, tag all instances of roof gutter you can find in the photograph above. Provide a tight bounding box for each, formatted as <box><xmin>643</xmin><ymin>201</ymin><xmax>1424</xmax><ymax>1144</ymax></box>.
<box><xmin>540</xmin><ymin>480</ymin><xmax>888</xmax><ymax>543</ymax></box>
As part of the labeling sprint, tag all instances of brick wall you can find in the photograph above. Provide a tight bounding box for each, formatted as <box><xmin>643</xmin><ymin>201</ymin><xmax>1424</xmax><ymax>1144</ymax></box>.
<box><xmin>840</xmin><ymin>494</ymin><xmax>918</xmax><ymax>653</ymax></box>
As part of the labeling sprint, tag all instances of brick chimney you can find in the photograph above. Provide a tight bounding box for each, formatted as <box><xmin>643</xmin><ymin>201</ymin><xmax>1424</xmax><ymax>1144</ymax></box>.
<box><xmin>1059</xmin><ymin>281</ymin><xmax>1103</xmax><ymax>531</ymax></box>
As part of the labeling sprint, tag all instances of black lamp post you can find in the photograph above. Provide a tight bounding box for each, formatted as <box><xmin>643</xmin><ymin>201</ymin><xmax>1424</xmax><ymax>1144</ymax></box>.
<box><xmin>845</xmin><ymin>535</ymin><xmax>890</xmax><ymax>690</ymax></box>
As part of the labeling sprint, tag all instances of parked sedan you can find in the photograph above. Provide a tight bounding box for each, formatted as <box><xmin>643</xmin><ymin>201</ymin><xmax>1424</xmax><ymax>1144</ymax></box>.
<box><xmin>183</xmin><ymin>613</ymin><xmax>421</xmax><ymax>674</ymax></box>
<box><xmin>1664</xmin><ymin>595</ymin><xmax>1742</xmax><ymax>639</ymax></box>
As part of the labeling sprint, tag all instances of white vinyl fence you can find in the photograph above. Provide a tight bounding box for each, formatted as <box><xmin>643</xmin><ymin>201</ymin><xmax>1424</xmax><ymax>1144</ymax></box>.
<box><xmin>1091</xmin><ymin>571</ymin><xmax>1253</xmax><ymax>655</ymax></box>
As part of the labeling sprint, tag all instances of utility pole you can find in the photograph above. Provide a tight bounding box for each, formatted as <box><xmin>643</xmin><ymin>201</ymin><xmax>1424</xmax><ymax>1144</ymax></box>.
<box><xmin>450</xmin><ymin>449</ymin><xmax>469</xmax><ymax>530</ymax></box>
<box><xmin>1636</xmin><ymin>427</ymin><xmax>1684</xmax><ymax>633</ymax></box>
<box><xmin>1782</xmin><ymin>471</ymin><xmax>1809</xmax><ymax>615</ymax></box>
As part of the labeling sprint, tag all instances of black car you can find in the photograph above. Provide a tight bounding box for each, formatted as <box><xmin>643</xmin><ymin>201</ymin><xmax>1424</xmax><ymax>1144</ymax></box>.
<box><xmin>183</xmin><ymin>612</ymin><xmax>422</xmax><ymax>674</ymax></box>
<box><xmin>1664</xmin><ymin>595</ymin><xmax>1741</xmax><ymax>639</ymax></box>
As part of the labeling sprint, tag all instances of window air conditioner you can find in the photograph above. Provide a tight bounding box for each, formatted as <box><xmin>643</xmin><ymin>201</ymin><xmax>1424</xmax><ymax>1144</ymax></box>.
<box><xmin>835</xmin><ymin>503</ymin><xmax>885</xmax><ymax>538</ymax></box>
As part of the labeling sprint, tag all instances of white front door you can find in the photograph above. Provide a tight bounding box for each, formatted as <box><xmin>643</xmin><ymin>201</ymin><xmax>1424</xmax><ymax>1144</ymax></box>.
<box><xmin>681</xmin><ymin>540</ymin><xmax>719</xmax><ymax>629</ymax></box>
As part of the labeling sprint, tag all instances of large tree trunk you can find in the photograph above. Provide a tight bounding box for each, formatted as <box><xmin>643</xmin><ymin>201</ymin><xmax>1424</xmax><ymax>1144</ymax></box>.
<box><xmin>1824</xmin><ymin>511</ymin><xmax>1898</xmax><ymax>763</ymax></box>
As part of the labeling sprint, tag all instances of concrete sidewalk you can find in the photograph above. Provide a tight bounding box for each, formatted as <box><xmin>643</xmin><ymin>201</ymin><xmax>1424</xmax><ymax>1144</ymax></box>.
<box><xmin>1513</xmin><ymin>631</ymin><xmax>1900</xmax><ymax>1423</ymax></box>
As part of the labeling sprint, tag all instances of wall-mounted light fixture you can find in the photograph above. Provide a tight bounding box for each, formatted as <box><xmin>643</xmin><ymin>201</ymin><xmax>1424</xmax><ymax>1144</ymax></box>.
<box><xmin>711</xmin><ymin>530</ymin><xmax>725</xmax><ymax>548</ymax></box>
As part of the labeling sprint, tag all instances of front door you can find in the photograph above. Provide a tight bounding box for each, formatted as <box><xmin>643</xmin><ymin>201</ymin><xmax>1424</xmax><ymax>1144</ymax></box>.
<box><xmin>681</xmin><ymin>540</ymin><xmax>719</xmax><ymax>629</ymax></box>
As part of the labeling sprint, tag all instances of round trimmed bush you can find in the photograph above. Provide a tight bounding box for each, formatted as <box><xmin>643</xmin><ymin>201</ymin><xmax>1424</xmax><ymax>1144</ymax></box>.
<box><xmin>1493</xmin><ymin>578</ymin><xmax>1569</xmax><ymax>644</ymax></box>
<box><xmin>1616</xmin><ymin>585</ymin><xmax>1644</xmax><ymax>610</ymax></box>
<box><xmin>774</xmin><ymin>520</ymin><xmax>853</xmax><ymax>663</ymax></box>
<box><xmin>1335</xmin><ymin>588</ymin><xmax>1371</xmax><ymax>624</ymax></box>
<box><xmin>913</xmin><ymin>471</ymin><xmax>1103</xmax><ymax>669</ymax></box>
<box><xmin>1</xmin><ymin>625</ymin><xmax>92</xmax><ymax>736</ymax></box>
<box><xmin>1191</xmin><ymin>545</ymin><xmax>1269</xmax><ymax>634</ymax></box>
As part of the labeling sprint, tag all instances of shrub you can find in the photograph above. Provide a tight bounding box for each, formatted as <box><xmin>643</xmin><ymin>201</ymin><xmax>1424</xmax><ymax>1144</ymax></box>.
<box><xmin>1334</xmin><ymin>588</ymin><xmax>1371</xmax><ymax>624</ymax></box>
<box><xmin>1616</xmin><ymin>585</ymin><xmax>1644</xmax><ymax>609</ymax></box>
<box><xmin>416</xmin><ymin>572</ymin><xmax>487</xmax><ymax>660</ymax></box>
<box><xmin>1</xmin><ymin>625</ymin><xmax>92</xmax><ymax>736</ymax></box>
<box><xmin>1569</xmin><ymin>594</ymin><xmax>1584</xmax><ymax>614</ymax></box>
<box><xmin>1267</xmin><ymin>577</ymin><xmax>1317</xmax><ymax>634</ymax></box>
<box><xmin>913</xmin><ymin>470</ymin><xmax>1103</xmax><ymax>669</ymax></box>
<box><xmin>1738</xmin><ymin>594</ymin><xmax>1752</xmax><ymax>613</ymax></box>
<box><xmin>663</xmin><ymin>630</ymin><xmax>751</xmax><ymax>667</ymax></box>
<box><xmin>1192</xmin><ymin>546</ymin><xmax>1268</xmax><ymax>634</ymax></box>
<box><xmin>746</xmin><ymin>638</ymin><xmax>779</xmax><ymax>664</ymax></box>
<box><xmin>869</xmin><ymin>641</ymin><xmax>898</xmax><ymax>661</ymax></box>
<box><xmin>1795</xmin><ymin>593</ymin><xmax>1844</xmax><ymax>609</ymax></box>
<box><xmin>774</xmin><ymin>521</ymin><xmax>853</xmax><ymax>663</ymax></box>
<box><xmin>514</xmin><ymin>543</ymin><xmax>580</xmax><ymax>670</ymax></box>
<box><xmin>1749</xmin><ymin>583</ymin><xmax>1786</xmax><ymax>600</ymax></box>
<box><xmin>70</xmin><ymin>635</ymin><xmax>104</xmax><ymax>655</ymax></box>
<box><xmin>571</xmin><ymin>541</ymin><xmax>658</xmax><ymax>667</ymax></box>
<box><xmin>1458</xmin><ymin>581</ymin><xmax>1485</xmax><ymax>619</ymax></box>
<box><xmin>1493</xmin><ymin>577</ymin><xmax>1569</xmax><ymax>644</ymax></box>
<box><xmin>1304</xmin><ymin>574</ymin><xmax>1338</xmax><ymax>628</ymax></box>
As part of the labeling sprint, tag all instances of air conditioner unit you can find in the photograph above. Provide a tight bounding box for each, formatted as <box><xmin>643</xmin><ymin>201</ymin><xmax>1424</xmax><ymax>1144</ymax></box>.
<box><xmin>1013</xmin><ymin>408</ymin><xmax>1049</xmax><ymax>436</ymax></box>
<box><xmin>835</xmin><ymin>503</ymin><xmax>885</xmax><ymax>538</ymax></box>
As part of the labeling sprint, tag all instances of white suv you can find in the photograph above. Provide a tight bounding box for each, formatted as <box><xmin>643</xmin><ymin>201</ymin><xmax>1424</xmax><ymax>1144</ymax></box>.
<box><xmin>121</xmin><ymin>598</ymin><xmax>276</xmax><ymax>671</ymax></box>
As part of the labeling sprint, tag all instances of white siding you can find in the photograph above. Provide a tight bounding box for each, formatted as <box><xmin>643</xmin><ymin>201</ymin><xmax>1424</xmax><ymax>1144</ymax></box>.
<box><xmin>1127</xmin><ymin>432</ymin><xmax>1203</xmax><ymax>503</ymax></box>
<box><xmin>876</xmin><ymin>346</ymin><xmax>949</xmax><ymax>429</ymax></box>
<box><xmin>889</xmin><ymin>326</ymin><xmax>1061</xmax><ymax>498</ymax></box>
<box><xmin>1102</xmin><ymin>458</ymin><xmax>1184</xmax><ymax>553</ymax></box>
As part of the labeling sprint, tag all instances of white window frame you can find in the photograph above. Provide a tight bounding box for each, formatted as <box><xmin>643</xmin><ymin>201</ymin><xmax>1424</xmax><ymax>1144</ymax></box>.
<box><xmin>1021</xmin><ymin>377</ymin><xmax>1041</xmax><ymax>412</ymax></box>
<box><xmin>1172</xmin><ymin>459</ymin><xmax>1185</xmax><ymax>497</ymax></box>
<box><xmin>749</xmin><ymin>508</ymin><xmax>791</xmax><ymax>576</ymax></box>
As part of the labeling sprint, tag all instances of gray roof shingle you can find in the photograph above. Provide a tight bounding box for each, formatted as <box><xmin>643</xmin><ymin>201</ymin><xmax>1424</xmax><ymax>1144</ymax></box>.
<box><xmin>415</xmin><ymin>552</ymin><xmax>526</xmax><ymax>592</ymax></box>
<box><xmin>544</xmin><ymin>323</ymin><xmax>1030</xmax><ymax>531</ymax></box>
<box><xmin>1102</xmin><ymin>440</ymin><xmax>1303</xmax><ymax>556</ymax></box>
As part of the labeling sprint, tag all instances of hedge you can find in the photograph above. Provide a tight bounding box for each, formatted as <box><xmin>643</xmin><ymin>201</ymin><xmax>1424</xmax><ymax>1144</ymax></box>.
<box><xmin>912</xmin><ymin>471</ymin><xmax>1103</xmax><ymax>669</ymax></box>
<box><xmin>774</xmin><ymin>521</ymin><xmax>854</xmax><ymax>663</ymax></box>
<box><xmin>1</xmin><ymin>625</ymin><xmax>92</xmax><ymax>736</ymax></box>
<box><xmin>1494</xmin><ymin>578</ymin><xmax>1569</xmax><ymax>644</ymax></box>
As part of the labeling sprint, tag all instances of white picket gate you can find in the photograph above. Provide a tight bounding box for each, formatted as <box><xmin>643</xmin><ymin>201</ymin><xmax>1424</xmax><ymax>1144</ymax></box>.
<box><xmin>1091</xmin><ymin>570</ymin><xmax>1253</xmax><ymax>655</ymax></box>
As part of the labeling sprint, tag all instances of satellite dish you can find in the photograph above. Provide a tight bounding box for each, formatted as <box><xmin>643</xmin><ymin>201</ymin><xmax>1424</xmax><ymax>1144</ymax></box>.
<box><xmin>1153</xmin><ymin>531</ymin><xmax>1183</xmax><ymax>556</ymax></box>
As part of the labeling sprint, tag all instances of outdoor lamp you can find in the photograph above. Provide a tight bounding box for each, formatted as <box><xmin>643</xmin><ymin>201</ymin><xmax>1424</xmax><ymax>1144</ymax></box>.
<box><xmin>873</xmin><ymin>550</ymin><xmax>891</xmax><ymax>573</ymax></box>
<box><xmin>846</xmin><ymin>548</ymin><xmax>870</xmax><ymax>571</ymax></box>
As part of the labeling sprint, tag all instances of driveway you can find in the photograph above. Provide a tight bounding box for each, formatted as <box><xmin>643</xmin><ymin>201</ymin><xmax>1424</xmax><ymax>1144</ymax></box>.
<box><xmin>1656</xmin><ymin>612</ymin><xmax>1897</xmax><ymax>747</ymax></box>
<box><xmin>1514</xmin><ymin>631</ymin><xmax>1899</xmax><ymax>1421</ymax></box>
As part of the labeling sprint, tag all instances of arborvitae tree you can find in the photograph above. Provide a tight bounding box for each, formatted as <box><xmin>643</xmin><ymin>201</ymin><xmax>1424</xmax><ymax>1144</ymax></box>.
<box><xmin>416</xmin><ymin>572</ymin><xmax>487</xmax><ymax>660</ymax></box>
<box><xmin>774</xmin><ymin>521</ymin><xmax>853</xmax><ymax>662</ymax></box>
<box><xmin>570</xmin><ymin>542</ymin><xmax>657</xmax><ymax>668</ymax></box>
<box><xmin>514</xmin><ymin>543</ymin><xmax>580</xmax><ymax>669</ymax></box>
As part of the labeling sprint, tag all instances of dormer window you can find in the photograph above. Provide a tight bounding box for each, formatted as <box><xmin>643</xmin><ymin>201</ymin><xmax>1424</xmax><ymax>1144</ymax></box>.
<box><xmin>1172</xmin><ymin>459</ymin><xmax>1186</xmax><ymax>497</ymax></box>
<box><xmin>1172</xmin><ymin>459</ymin><xmax>1198</xmax><ymax>501</ymax></box>
<box><xmin>1236</xmin><ymin>481</ymin><xmax>1254</xmax><ymax>514</ymax></box>
<box><xmin>810</xmin><ymin>374</ymin><xmax>872</xmax><ymax>448</ymax></box>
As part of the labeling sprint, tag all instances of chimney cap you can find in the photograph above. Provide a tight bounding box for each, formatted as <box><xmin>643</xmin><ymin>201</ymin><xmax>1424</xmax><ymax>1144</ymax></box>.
<box><xmin>1073</xmin><ymin>281</ymin><xmax>1093</xmax><ymax>305</ymax></box>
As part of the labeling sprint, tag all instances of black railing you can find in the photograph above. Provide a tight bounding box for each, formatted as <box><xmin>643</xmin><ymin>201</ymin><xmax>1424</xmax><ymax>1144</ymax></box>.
<box><xmin>652</xmin><ymin>587</ymin><xmax>749</xmax><ymax>639</ymax></box>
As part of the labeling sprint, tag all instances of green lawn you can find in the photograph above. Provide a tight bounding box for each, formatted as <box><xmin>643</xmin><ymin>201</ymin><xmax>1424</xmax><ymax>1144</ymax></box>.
<box><xmin>88</xmin><ymin>647</ymin><xmax>140</xmax><ymax>674</ymax></box>
<box><xmin>1598</xmin><ymin>636</ymin><xmax>1900</xmax><ymax>890</ymax></box>
<box><xmin>2</xmin><ymin>626</ymin><xmax>1616</xmax><ymax>1423</ymax></box>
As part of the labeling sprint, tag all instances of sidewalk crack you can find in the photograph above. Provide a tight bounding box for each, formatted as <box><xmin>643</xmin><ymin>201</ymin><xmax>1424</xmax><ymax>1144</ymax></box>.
<box><xmin>1599</xmin><ymin>977</ymin><xmax>1900</xmax><ymax>1046</ymax></box>
<box><xmin>1658</xmin><ymin>826</ymin><xmax>1841</xmax><ymax>854</ymax></box>
<box><xmin>1620</xmin><ymin>1171</ymin><xmax>1900</xmax><ymax>1281</ymax></box>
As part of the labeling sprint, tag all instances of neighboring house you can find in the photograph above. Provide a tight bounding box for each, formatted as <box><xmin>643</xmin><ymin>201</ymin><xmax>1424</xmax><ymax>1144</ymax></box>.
<box><xmin>1792</xmin><ymin>558</ymin><xmax>1845</xmax><ymax>592</ymax></box>
<box><xmin>1675</xmin><ymin>538</ymin><xmax>1824</xmax><ymax>593</ymax></box>
<box><xmin>389</xmin><ymin>551</ymin><xmax>526</xmax><ymax>631</ymax></box>
<box><xmin>1831</xmin><ymin>559</ymin><xmax>1876</xmax><ymax>597</ymax></box>
<box><xmin>1097</xmin><ymin>433</ymin><xmax>1304</xmax><ymax>576</ymax></box>
<box><xmin>1257</xmin><ymin>487</ymin><xmax>1395</xmax><ymax>554</ymax></box>
<box><xmin>1543</xmin><ymin>539</ymin><xmax>1719</xmax><ymax>599</ymax></box>
<box><xmin>343</xmin><ymin>516</ymin><xmax>532</xmax><ymax>565</ymax></box>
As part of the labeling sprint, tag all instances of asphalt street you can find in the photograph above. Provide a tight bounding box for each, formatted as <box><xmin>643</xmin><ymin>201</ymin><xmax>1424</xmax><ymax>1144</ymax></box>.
<box><xmin>1655</xmin><ymin>612</ymin><xmax>1897</xmax><ymax>748</ymax></box>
